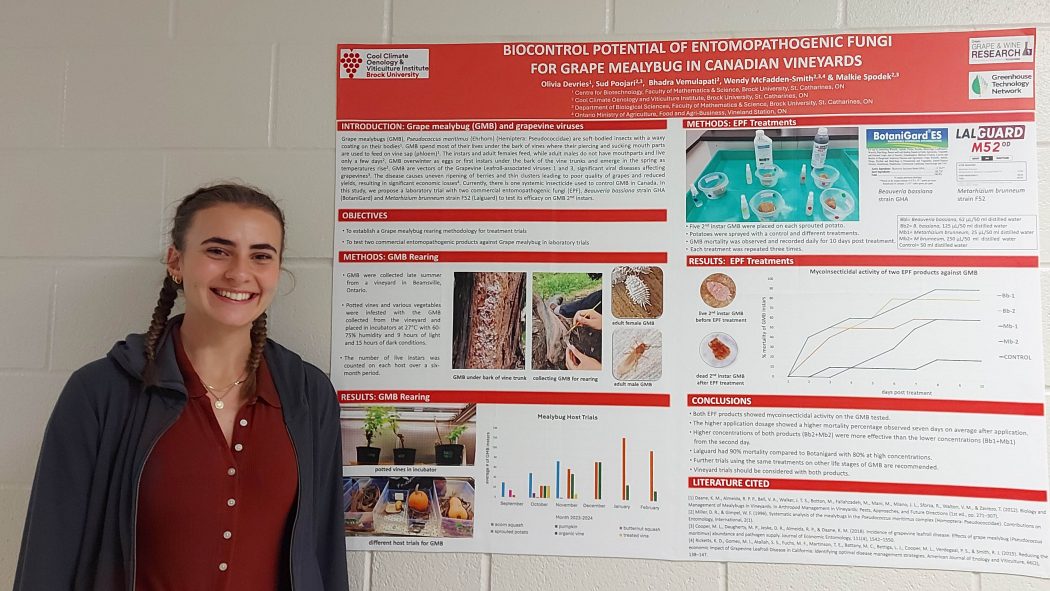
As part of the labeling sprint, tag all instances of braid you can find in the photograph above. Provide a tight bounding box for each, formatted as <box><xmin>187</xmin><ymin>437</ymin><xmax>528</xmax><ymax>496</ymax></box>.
<box><xmin>243</xmin><ymin>312</ymin><xmax>268</xmax><ymax>397</ymax></box>
<box><xmin>143</xmin><ymin>275</ymin><xmax>180</xmax><ymax>385</ymax></box>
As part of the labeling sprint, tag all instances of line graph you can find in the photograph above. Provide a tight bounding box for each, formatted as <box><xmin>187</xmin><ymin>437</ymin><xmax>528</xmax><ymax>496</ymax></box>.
<box><xmin>787</xmin><ymin>289</ymin><xmax>982</xmax><ymax>379</ymax></box>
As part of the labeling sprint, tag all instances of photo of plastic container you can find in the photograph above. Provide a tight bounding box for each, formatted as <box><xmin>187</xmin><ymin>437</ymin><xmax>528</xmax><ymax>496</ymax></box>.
<box><xmin>820</xmin><ymin>188</ymin><xmax>855</xmax><ymax>221</ymax></box>
<box><xmin>749</xmin><ymin>189</ymin><xmax>785</xmax><ymax>222</ymax></box>
<box><xmin>372</xmin><ymin>481</ymin><xmax>440</xmax><ymax>536</ymax></box>
<box><xmin>811</xmin><ymin>164</ymin><xmax>840</xmax><ymax>189</ymax></box>
<box><xmin>344</xmin><ymin>477</ymin><xmax>383</xmax><ymax>533</ymax></box>
<box><xmin>405</xmin><ymin>485</ymin><xmax>435</xmax><ymax>534</ymax></box>
<box><xmin>436</xmin><ymin>479</ymin><xmax>475</xmax><ymax>538</ymax></box>
<box><xmin>755</xmin><ymin>164</ymin><xmax>781</xmax><ymax>187</ymax></box>
<box><xmin>689</xmin><ymin>183</ymin><xmax>703</xmax><ymax>208</ymax></box>
<box><xmin>697</xmin><ymin>172</ymin><xmax>729</xmax><ymax>199</ymax></box>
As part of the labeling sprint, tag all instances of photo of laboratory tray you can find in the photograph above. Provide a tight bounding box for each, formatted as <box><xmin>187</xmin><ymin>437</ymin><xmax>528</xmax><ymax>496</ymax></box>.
<box><xmin>343</xmin><ymin>476</ymin><xmax>476</xmax><ymax>538</ymax></box>
<box><xmin>685</xmin><ymin>127</ymin><xmax>860</xmax><ymax>223</ymax></box>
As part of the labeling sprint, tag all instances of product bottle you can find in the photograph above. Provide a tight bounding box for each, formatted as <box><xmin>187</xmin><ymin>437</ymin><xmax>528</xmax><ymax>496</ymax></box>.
<box><xmin>811</xmin><ymin>126</ymin><xmax>830</xmax><ymax>168</ymax></box>
<box><xmin>754</xmin><ymin>130</ymin><xmax>773</xmax><ymax>168</ymax></box>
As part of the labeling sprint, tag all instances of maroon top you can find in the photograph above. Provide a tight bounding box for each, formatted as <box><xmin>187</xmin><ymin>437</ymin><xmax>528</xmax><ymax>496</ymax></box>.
<box><xmin>135</xmin><ymin>328</ymin><xmax>299</xmax><ymax>591</ymax></box>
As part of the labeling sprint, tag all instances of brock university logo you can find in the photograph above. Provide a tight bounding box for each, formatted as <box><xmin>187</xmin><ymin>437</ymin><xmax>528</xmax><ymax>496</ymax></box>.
<box><xmin>339</xmin><ymin>50</ymin><xmax>363</xmax><ymax>79</ymax></box>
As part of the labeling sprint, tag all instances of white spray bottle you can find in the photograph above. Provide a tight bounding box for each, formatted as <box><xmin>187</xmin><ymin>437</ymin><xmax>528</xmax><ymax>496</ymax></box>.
<box><xmin>811</xmin><ymin>126</ymin><xmax>830</xmax><ymax>168</ymax></box>
<box><xmin>754</xmin><ymin>129</ymin><xmax>773</xmax><ymax>168</ymax></box>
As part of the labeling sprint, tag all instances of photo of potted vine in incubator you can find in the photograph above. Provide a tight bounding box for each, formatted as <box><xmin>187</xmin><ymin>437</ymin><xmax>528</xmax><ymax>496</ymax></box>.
<box><xmin>355</xmin><ymin>406</ymin><xmax>391</xmax><ymax>465</ymax></box>
<box><xmin>388</xmin><ymin>411</ymin><xmax>416</xmax><ymax>465</ymax></box>
<box><xmin>531</xmin><ymin>272</ymin><xmax>602</xmax><ymax>371</ymax></box>
<box><xmin>344</xmin><ymin>476</ymin><xmax>476</xmax><ymax>539</ymax></box>
<box><xmin>685</xmin><ymin>127</ymin><xmax>860</xmax><ymax>223</ymax></box>
<box><xmin>452</xmin><ymin>272</ymin><xmax>526</xmax><ymax>369</ymax></box>
<box><xmin>341</xmin><ymin>404</ymin><xmax>477</xmax><ymax>466</ymax></box>
<box><xmin>434</xmin><ymin>421</ymin><xmax>468</xmax><ymax>466</ymax></box>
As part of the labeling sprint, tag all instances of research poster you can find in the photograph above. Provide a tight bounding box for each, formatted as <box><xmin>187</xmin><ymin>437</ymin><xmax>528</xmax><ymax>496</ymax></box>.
<box><xmin>332</xmin><ymin>29</ymin><xmax>1047</xmax><ymax>576</ymax></box>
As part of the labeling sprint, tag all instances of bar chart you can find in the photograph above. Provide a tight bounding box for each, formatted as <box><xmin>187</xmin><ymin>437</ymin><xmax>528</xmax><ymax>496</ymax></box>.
<box><xmin>497</xmin><ymin>438</ymin><xmax>658</xmax><ymax>502</ymax></box>
<box><xmin>487</xmin><ymin>407</ymin><xmax>669</xmax><ymax>508</ymax></box>
<box><xmin>479</xmin><ymin>401</ymin><xmax>674</xmax><ymax>557</ymax></box>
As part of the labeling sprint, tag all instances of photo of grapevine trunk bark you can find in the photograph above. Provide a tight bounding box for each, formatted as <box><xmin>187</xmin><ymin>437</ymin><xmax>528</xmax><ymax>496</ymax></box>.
<box><xmin>452</xmin><ymin>272</ymin><xmax>526</xmax><ymax>370</ymax></box>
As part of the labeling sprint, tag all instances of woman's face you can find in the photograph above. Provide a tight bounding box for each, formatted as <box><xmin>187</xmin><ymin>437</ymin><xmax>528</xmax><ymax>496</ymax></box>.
<box><xmin>166</xmin><ymin>203</ymin><xmax>283</xmax><ymax>331</ymax></box>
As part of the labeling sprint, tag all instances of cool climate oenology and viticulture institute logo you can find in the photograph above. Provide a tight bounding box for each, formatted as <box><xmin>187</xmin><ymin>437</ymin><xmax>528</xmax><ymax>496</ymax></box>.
<box><xmin>340</xmin><ymin>50</ymin><xmax>363</xmax><ymax>78</ymax></box>
<box><xmin>338</xmin><ymin>48</ymin><xmax>431</xmax><ymax>79</ymax></box>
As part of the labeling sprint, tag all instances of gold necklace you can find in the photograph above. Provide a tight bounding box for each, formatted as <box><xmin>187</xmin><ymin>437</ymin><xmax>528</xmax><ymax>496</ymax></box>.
<box><xmin>200</xmin><ymin>374</ymin><xmax>248</xmax><ymax>410</ymax></box>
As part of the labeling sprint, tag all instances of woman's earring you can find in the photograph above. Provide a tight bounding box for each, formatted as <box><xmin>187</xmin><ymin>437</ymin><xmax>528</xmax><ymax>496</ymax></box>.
<box><xmin>172</xmin><ymin>274</ymin><xmax>182</xmax><ymax>285</ymax></box>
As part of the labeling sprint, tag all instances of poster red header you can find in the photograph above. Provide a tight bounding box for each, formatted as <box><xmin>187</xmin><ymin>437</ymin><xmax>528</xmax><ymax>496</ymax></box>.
<box><xmin>338</xmin><ymin>208</ymin><xmax>667</xmax><ymax>222</ymax></box>
<box><xmin>687</xmin><ymin>394</ymin><xmax>1043</xmax><ymax>416</ymax></box>
<box><xmin>685</xmin><ymin>255</ymin><xmax>1038</xmax><ymax>268</ymax></box>
<box><xmin>338</xmin><ymin>389</ymin><xmax>670</xmax><ymax>407</ymax></box>
<box><xmin>339</xmin><ymin>251</ymin><xmax>668</xmax><ymax>264</ymax></box>
<box><xmin>685</xmin><ymin>112</ymin><xmax>1036</xmax><ymax>128</ymax></box>
<box><xmin>337</xmin><ymin>120</ymin><xmax>666</xmax><ymax>131</ymax></box>
<box><xmin>337</xmin><ymin>29</ymin><xmax>1036</xmax><ymax>121</ymax></box>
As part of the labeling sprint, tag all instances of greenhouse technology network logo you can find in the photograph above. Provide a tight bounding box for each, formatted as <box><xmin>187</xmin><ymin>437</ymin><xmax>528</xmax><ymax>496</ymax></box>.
<box><xmin>968</xmin><ymin>70</ymin><xmax>1034</xmax><ymax>100</ymax></box>
<box><xmin>969</xmin><ymin>74</ymin><xmax>990</xmax><ymax>97</ymax></box>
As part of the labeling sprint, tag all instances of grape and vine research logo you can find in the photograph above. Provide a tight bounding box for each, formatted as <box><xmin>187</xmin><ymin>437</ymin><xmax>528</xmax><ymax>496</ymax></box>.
<box><xmin>968</xmin><ymin>35</ymin><xmax>1035</xmax><ymax>64</ymax></box>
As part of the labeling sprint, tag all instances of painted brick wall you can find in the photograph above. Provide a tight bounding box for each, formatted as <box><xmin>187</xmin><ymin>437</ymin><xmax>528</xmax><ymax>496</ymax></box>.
<box><xmin>0</xmin><ymin>1</ymin><xmax>1047</xmax><ymax>589</ymax></box>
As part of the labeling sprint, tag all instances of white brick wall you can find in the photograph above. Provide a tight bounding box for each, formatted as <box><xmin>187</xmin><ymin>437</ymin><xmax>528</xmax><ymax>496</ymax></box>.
<box><xmin>0</xmin><ymin>264</ymin><xmax>55</xmax><ymax>370</ymax></box>
<box><xmin>0</xmin><ymin>50</ymin><xmax>65</xmax><ymax>148</ymax></box>
<box><xmin>727</xmin><ymin>563</ymin><xmax>975</xmax><ymax>590</ymax></box>
<box><xmin>0</xmin><ymin>151</ymin><xmax>164</xmax><ymax>256</ymax></box>
<box><xmin>1</xmin><ymin>1</ymin><xmax>1049</xmax><ymax>590</ymax></box>
<box><xmin>392</xmin><ymin>0</ymin><xmax>608</xmax><ymax>39</ymax></box>
<box><xmin>64</xmin><ymin>45</ymin><xmax>274</xmax><ymax>148</ymax></box>
<box><xmin>613</xmin><ymin>0</ymin><xmax>842</xmax><ymax>35</ymax></box>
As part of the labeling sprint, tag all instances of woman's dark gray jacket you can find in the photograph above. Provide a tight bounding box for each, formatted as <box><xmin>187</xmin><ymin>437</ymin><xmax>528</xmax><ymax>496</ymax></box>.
<box><xmin>15</xmin><ymin>318</ymin><xmax>349</xmax><ymax>590</ymax></box>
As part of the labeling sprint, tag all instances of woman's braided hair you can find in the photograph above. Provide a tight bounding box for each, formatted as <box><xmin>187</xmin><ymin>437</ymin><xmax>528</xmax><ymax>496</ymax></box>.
<box><xmin>143</xmin><ymin>184</ymin><xmax>286</xmax><ymax>396</ymax></box>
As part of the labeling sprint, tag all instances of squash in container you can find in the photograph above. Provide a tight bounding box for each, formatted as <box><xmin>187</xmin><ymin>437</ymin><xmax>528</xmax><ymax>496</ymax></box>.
<box><xmin>447</xmin><ymin>496</ymin><xmax>469</xmax><ymax>520</ymax></box>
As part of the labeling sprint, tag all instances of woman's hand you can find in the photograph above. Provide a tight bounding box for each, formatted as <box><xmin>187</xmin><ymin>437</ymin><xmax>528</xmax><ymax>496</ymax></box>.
<box><xmin>572</xmin><ymin>309</ymin><xmax>602</xmax><ymax>331</ymax></box>
<box><xmin>565</xmin><ymin>344</ymin><xmax>601</xmax><ymax>371</ymax></box>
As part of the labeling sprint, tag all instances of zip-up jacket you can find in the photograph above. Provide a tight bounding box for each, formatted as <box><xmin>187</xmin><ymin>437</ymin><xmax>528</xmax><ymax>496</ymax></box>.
<box><xmin>15</xmin><ymin>318</ymin><xmax>349</xmax><ymax>590</ymax></box>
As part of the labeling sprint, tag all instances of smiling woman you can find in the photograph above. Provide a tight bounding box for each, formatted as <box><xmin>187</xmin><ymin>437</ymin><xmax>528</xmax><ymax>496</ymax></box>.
<box><xmin>15</xmin><ymin>184</ymin><xmax>348</xmax><ymax>591</ymax></box>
